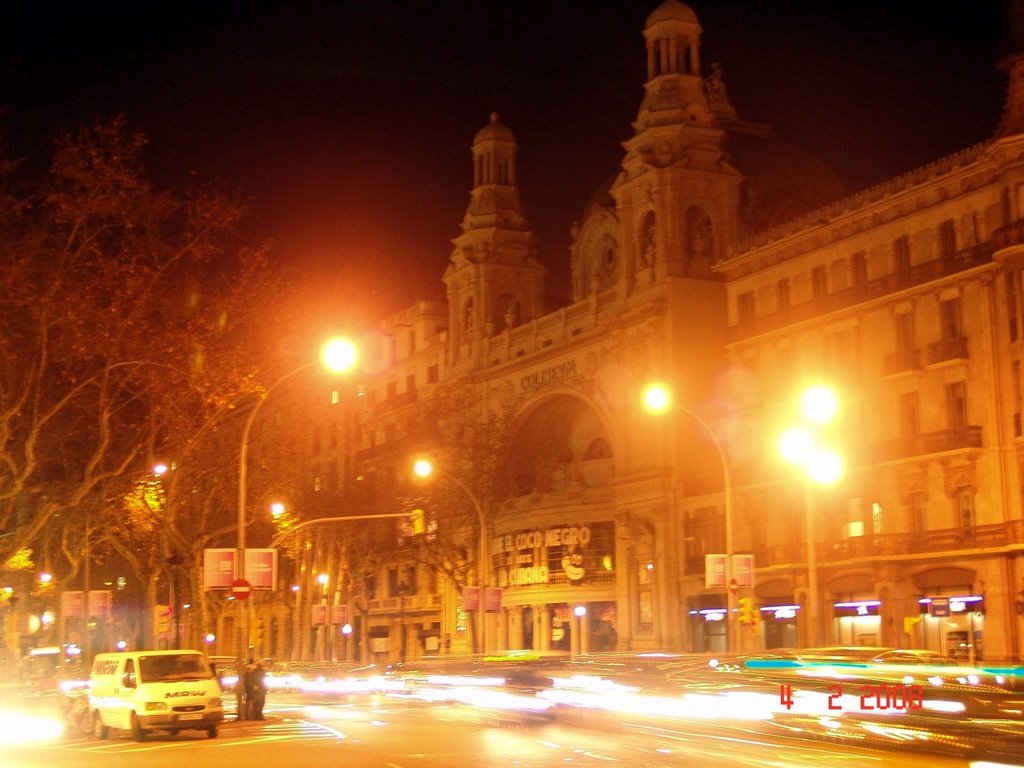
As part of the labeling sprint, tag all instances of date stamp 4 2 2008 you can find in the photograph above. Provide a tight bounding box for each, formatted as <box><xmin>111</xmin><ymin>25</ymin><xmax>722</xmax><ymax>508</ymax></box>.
<box><xmin>779</xmin><ymin>682</ymin><xmax>925</xmax><ymax>712</ymax></box>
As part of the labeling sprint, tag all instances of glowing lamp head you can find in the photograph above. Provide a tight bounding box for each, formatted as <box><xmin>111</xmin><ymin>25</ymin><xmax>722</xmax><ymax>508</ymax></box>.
<box><xmin>412</xmin><ymin>459</ymin><xmax>433</xmax><ymax>479</ymax></box>
<box><xmin>321</xmin><ymin>337</ymin><xmax>358</xmax><ymax>373</ymax></box>
<box><xmin>641</xmin><ymin>382</ymin><xmax>672</xmax><ymax>414</ymax></box>
<box><xmin>805</xmin><ymin>447</ymin><xmax>843</xmax><ymax>485</ymax></box>
<box><xmin>800</xmin><ymin>385</ymin><xmax>838</xmax><ymax>424</ymax></box>
<box><xmin>778</xmin><ymin>427</ymin><xmax>813</xmax><ymax>466</ymax></box>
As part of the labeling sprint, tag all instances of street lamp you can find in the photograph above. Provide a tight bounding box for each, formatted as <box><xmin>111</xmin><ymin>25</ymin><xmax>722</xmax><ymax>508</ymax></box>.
<box><xmin>411</xmin><ymin>458</ymin><xmax>487</xmax><ymax>654</ymax></box>
<box><xmin>778</xmin><ymin>385</ymin><xmax>844</xmax><ymax>649</ymax></box>
<box><xmin>234</xmin><ymin>336</ymin><xmax>357</xmax><ymax>718</ymax></box>
<box><xmin>642</xmin><ymin>383</ymin><xmax>737</xmax><ymax>653</ymax></box>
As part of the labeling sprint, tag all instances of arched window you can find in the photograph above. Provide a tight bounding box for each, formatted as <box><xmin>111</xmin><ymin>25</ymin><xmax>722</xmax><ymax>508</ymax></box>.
<box><xmin>639</xmin><ymin>211</ymin><xmax>656</xmax><ymax>268</ymax></box>
<box><xmin>684</xmin><ymin>205</ymin><xmax>713</xmax><ymax>276</ymax></box>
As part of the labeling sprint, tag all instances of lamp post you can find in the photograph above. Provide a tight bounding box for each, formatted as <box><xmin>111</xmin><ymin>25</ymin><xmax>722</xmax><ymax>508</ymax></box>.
<box><xmin>642</xmin><ymin>383</ymin><xmax>736</xmax><ymax>654</ymax></box>
<box><xmin>412</xmin><ymin>458</ymin><xmax>487</xmax><ymax>654</ymax></box>
<box><xmin>234</xmin><ymin>336</ymin><xmax>357</xmax><ymax>718</ymax></box>
<box><xmin>778</xmin><ymin>385</ymin><xmax>843</xmax><ymax>649</ymax></box>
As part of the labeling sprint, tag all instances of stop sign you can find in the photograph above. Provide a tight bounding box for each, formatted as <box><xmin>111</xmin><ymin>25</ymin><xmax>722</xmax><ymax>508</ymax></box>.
<box><xmin>231</xmin><ymin>578</ymin><xmax>252</xmax><ymax>600</ymax></box>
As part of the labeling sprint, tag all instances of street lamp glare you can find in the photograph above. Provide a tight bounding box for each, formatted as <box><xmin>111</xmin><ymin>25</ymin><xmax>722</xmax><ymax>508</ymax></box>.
<box><xmin>412</xmin><ymin>458</ymin><xmax>433</xmax><ymax>479</ymax></box>
<box><xmin>641</xmin><ymin>382</ymin><xmax>672</xmax><ymax>414</ymax></box>
<box><xmin>801</xmin><ymin>385</ymin><xmax>838</xmax><ymax>424</ymax></box>
<box><xmin>806</xmin><ymin>447</ymin><xmax>843</xmax><ymax>485</ymax></box>
<box><xmin>778</xmin><ymin>427</ymin><xmax>813</xmax><ymax>466</ymax></box>
<box><xmin>320</xmin><ymin>337</ymin><xmax>358</xmax><ymax>373</ymax></box>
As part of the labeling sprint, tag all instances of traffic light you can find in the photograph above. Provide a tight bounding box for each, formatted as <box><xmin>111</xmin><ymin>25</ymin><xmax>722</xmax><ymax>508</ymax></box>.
<box><xmin>738</xmin><ymin>597</ymin><xmax>754</xmax><ymax>625</ymax></box>
<box><xmin>409</xmin><ymin>508</ymin><xmax>425</xmax><ymax>535</ymax></box>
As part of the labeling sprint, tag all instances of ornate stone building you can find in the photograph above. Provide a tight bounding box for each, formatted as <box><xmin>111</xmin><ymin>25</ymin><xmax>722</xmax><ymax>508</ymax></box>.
<box><xmin>239</xmin><ymin>0</ymin><xmax>1024</xmax><ymax>664</ymax></box>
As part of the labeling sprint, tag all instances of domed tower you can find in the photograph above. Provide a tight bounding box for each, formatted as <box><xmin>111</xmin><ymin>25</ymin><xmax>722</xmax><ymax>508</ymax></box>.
<box><xmin>610</xmin><ymin>0</ymin><xmax>745</xmax><ymax>288</ymax></box>
<box><xmin>444</xmin><ymin>113</ymin><xmax>546</xmax><ymax>364</ymax></box>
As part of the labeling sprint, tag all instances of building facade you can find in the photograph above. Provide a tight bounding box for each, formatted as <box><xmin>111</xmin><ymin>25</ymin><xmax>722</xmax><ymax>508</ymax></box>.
<box><xmin>236</xmin><ymin>0</ymin><xmax>1024</xmax><ymax>665</ymax></box>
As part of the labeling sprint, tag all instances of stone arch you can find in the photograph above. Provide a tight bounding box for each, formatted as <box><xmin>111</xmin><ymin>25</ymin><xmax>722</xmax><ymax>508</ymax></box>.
<box><xmin>638</xmin><ymin>210</ymin><xmax>656</xmax><ymax>269</ymax></box>
<box><xmin>495</xmin><ymin>292</ymin><xmax>521</xmax><ymax>330</ymax></box>
<box><xmin>504</xmin><ymin>391</ymin><xmax>615</xmax><ymax>495</ymax></box>
<box><xmin>683</xmin><ymin>205</ymin><xmax>714</xmax><ymax>276</ymax></box>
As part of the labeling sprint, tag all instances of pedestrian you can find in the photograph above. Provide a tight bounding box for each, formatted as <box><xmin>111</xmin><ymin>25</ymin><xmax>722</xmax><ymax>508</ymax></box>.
<box><xmin>247</xmin><ymin>659</ymin><xmax>268</xmax><ymax>720</ymax></box>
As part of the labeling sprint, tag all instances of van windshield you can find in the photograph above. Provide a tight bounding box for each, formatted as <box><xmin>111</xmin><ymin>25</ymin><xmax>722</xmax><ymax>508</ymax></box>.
<box><xmin>138</xmin><ymin>654</ymin><xmax>211</xmax><ymax>683</ymax></box>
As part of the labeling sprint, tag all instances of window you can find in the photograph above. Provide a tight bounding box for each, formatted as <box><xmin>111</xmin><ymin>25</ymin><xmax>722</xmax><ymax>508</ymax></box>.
<box><xmin>940</xmin><ymin>297</ymin><xmax>962</xmax><ymax>340</ymax></box>
<box><xmin>737</xmin><ymin>291</ymin><xmax>755</xmax><ymax>323</ymax></box>
<box><xmin>1013</xmin><ymin>360</ymin><xmax>1022</xmax><ymax>436</ymax></box>
<box><xmin>851</xmin><ymin>251</ymin><xmax>867</xmax><ymax>287</ymax></box>
<box><xmin>408</xmin><ymin>330</ymin><xmax>416</xmax><ymax>354</ymax></box>
<box><xmin>938</xmin><ymin>219</ymin><xmax>957</xmax><ymax>260</ymax></box>
<box><xmin>824</xmin><ymin>327</ymin><xmax>859</xmax><ymax>382</ymax></box>
<box><xmin>956</xmin><ymin>487</ymin><xmax>975</xmax><ymax>538</ymax></box>
<box><xmin>947</xmin><ymin>381</ymin><xmax>968</xmax><ymax>429</ymax></box>
<box><xmin>895</xmin><ymin>311</ymin><xmax>915</xmax><ymax>351</ymax></box>
<box><xmin>871</xmin><ymin>502</ymin><xmax>882</xmax><ymax>535</ymax></box>
<box><xmin>386</xmin><ymin>381</ymin><xmax>397</xmax><ymax>400</ymax></box>
<box><xmin>1007</xmin><ymin>271</ymin><xmax>1020</xmax><ymax>342</ymax></box>
<box><xmin>811</xmin><ymin>265</ymin><xmax>828</xmax><ymax>299</ymax></box>
<box><xmin>331</xmin><ymin>390</ymin><xmax>341</xmax><ymax>405</ymax></box>
<box><xmin>638</xmin><ymin>561</ymin><xmax>653</xmax><ymax>631</ymax></box>
<box><xmin>894</xmin><ymin>236</ymin><xmax>911</xmax><ymax>276</ymax></box>
<box><xmin>776</xmin><ymin>278</ymin><xmax>791</xmax><ymax>311</ymax></box>
<box><xmin>909</xmin><ymin>493</ymin><xmax>927</xmax><ymax>533</ymax></box>
<box><xmin>427</xmin><ymin>365</ymin><xmax>439</xmax><ymax>384</ymax></box>
<box><xmin>687</xmin><ymin>506</ymin><xmax>724</xmax><ymax>557</ymax></box>
<box><xmin>898</xmin><ymin>392</ymin><xmax>919</xmax><ymax>438</ymax></box>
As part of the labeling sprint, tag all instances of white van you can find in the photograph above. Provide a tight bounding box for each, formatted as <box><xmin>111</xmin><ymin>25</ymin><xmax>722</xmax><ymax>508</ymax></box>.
<box><xmin>89</xmin><ymin>649</ymin><xmax>224</xmax><ymax>740</ymax></box>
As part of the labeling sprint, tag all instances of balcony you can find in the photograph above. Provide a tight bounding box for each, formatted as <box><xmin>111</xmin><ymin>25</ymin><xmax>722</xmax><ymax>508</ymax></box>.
<box><xmin>927</xmin><ymin>336</ymin><xmax>969</xmax><ymax>364</ymax></box>
<box><xmin>874</xmin><ymin>425</ymin><xmax>983</xmax><ymax>461</ymax></box>
<box><xmin>993</xmin><ymin>218</ymin><xmax>1024</xmax><ymax>251</ymax></box>
<box><xmin>728</xmin><ymin>245</ymin><xmax>993</xmax><ymax>342</ymax></box>
<box><xmin>368</xmin><ymin>592</ymin><xmax>441</xmax><ymax>614</ymax></box>
<box><xmin>756</xmin><ymin>521</ymin><xmax>1023</xmax><ymax>567</ymax></box>
<box><xmin>882</xmin><ymin>348</ymin><xmax>921</xmax><ymax>375</ymax></box>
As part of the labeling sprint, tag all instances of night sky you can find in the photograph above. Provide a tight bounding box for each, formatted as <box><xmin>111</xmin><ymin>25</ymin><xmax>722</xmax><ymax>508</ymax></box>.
<box><xmin>0</xmin><ymin>1</ymin><xmax>1010</xmax><ymax>326</ymax></box>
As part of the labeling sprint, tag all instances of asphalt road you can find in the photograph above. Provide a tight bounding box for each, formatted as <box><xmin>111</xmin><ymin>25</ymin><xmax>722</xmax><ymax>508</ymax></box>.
<box><xmin>6</xmin><ymin>691</ymin><xmax>1023</xmax><ymax>768</ymax></box>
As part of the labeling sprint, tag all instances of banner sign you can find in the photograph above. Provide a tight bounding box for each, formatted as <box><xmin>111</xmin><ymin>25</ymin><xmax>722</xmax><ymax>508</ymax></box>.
<box><xmin>330</xmin><ymin>604</ymin><xmax>348</xmax><ymax>625</ymax></box>
<box><xmin>204</xmin><ymin>548</ymin><xmax>278</xmax><ymax>590</ymax></box>
<box><xmin>705</xmin><ymin>554</ymin><xmax>755</xmax><ymax>589</ymax></box>
<box><xmin>463</xmin><ymin>585</ymin><xmax>481</xmax><ymax>611</ymax></box>
<box><xmin>311</xmin><ymin>604</ymin><xmax>328</xmax><ymax>626</ymax></box>
<box><xmin>483</xmin><ymin>587</ymin><xmax>503</xmax><ymax>613</ymax></box>
<box><xmin>204</xmin><ymin>548</ymin><xmax>236</xmax><ymax>590</ymax></box>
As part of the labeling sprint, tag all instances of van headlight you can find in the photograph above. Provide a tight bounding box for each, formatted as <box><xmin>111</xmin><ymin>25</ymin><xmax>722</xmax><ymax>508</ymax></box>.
<box><xmin>145</xmin><ymin>702</ymin><xmax>168</xmax><ymax>712</ymax></box>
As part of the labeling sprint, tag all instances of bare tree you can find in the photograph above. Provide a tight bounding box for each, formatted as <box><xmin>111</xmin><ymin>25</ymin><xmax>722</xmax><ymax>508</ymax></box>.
<box><xmin>0</xmin><ymin>119</ymin><xmax>286</xmax><ymax>648</ymax></box>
